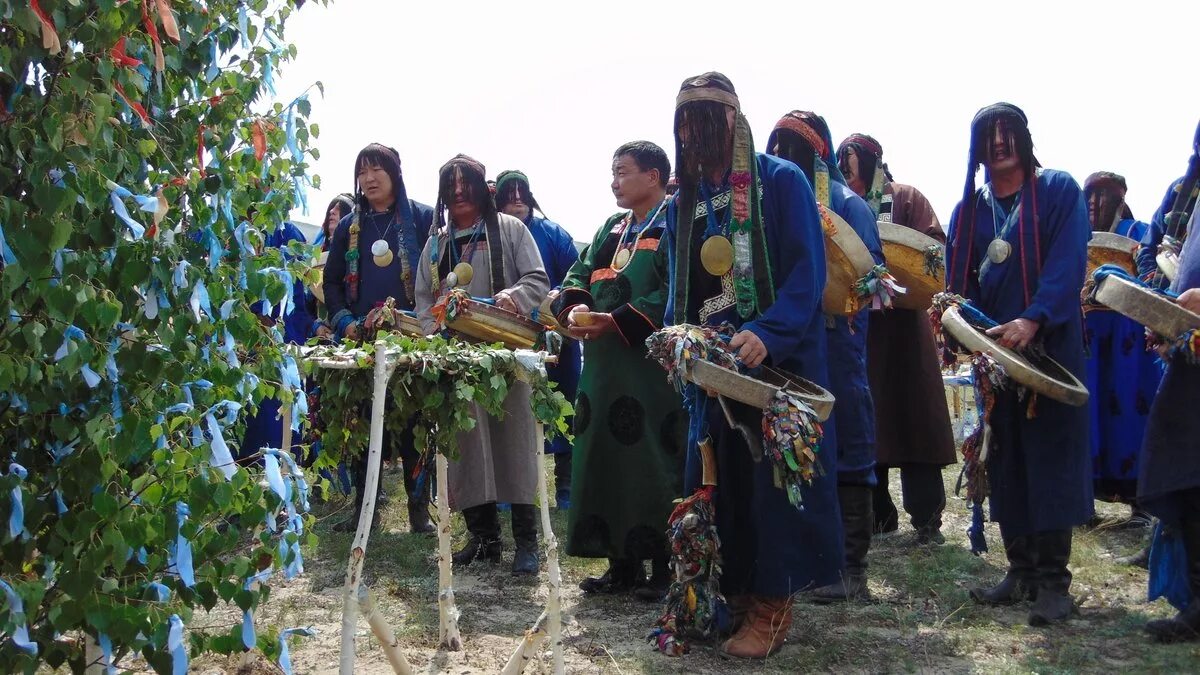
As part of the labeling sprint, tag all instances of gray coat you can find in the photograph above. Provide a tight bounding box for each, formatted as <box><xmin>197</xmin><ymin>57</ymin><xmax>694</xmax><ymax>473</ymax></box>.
<box><xmin>415</xmin><ymin>213</ymin><xmax>550</xmax><ymax>509</ymax></box>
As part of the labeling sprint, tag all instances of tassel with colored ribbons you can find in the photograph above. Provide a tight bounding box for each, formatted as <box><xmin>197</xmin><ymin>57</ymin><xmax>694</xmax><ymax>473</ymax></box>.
<box><xmin>854</xmin><ymin>264</ymin><xmax>906</xmax><ymax>310</ymax></box>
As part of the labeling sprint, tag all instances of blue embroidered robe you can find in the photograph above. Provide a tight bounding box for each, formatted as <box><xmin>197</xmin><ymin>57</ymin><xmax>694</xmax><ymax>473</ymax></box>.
<box><xmin>525</xmin><ymin>214</ymin><xmax>581</xmax><ymax>456</ymax></box>
<box><xmin>664</xmin><ymin>153</ymin><xmax>843</xmax><ymax>596</ymax></box>
<box><xmin>241</xmin><ymin>222</ymin><xmax>313</xmax><ymax>461</ymax></box>
<box><xmin>946</xmin><ymin>169</ymin><xmax>1093</xmax><ymax>535</ymax></box>
<box><xmin>825</xmin><ymin>181</ymin><xmax>884</xmax><ymax>485</ymax></box>
<box><xmin>1086</xmin><ymin>219</ymin><xmax>1162</xmax><ymax>500</ymax></box>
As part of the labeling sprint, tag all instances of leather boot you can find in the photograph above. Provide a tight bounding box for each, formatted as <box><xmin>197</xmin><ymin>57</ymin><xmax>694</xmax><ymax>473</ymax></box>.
<box><xmin>873</xmin><ymin>466</ymin><xmax>899</xmax><ymax>537</ymax></box>
<box><xmin>510</xmin><ymin>503</ymin><xmax>540</xmax><ymax>576</ymax></box>
<box><xmin>580</xmin><ymin>557</ymin><xmax>641</xmax><ymax>593</ymax></box>
<box><xmin>403</xmin><ymin>469</ymin><xmax>434</xmax><ymax>535</ymax></box>
<box><xmin>452</xmin><ymin>504</ymin><xmax>501</xmax><ymax>566</ymax></box>
<box><xmin>1029</xmin><ymin>529</ymin><xmax>1076</xmax><ymax>626</ymax></box>
<box><xmin>811</xmin><ymin>485</ymin><xmax>873</xmax><ymax>602</ymax></box>
<box><xmin>633</xmin><ymin>555</ymin><xmax>671</xmax><ymax>602</ymax></box>
<box><xmin>1145</xmin><ymin>512</ymin><xmax>1200</xmax><ymax>642</ymax></box>
<box><xmin>971</xmin><ymin>528</ymin><xmax>1038</xmax><ymax>605</ymax></box>
<box><xmin>722</xmin><ymin>596</ymin><xmax>792</xmax><ymax>659</ymax></box>
<box><xmin>723</xmin><ymin>594</ymin><xmax>755</xmax><ymax>636</ymax></box>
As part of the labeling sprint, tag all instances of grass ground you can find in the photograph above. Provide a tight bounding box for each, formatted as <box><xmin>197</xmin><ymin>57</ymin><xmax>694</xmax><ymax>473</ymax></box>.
<box><xmin>189</xmin><ymin>465</ymin><xmax>1200</xmax><ymax>674</ymax></box>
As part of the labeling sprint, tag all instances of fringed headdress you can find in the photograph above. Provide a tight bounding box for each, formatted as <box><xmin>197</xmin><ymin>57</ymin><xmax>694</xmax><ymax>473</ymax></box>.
<box><xmin>766</xmin><ymin>111</ymin><xmax>846</xmax><ymax>209</ymax></box>
<box><xmin>947</xmin><ymin>102</ymin><xmax>1043</xmax><ymax>305</ymax></box>
<box><xmin>428</xmin><ymin>154</ymin><xmax>505</xmax><ymax>296</ymax></box>
<box><xmin>837</xmin><ymin>133</ymin><xmax>893</xmax><ymax>217</ymax></box>
<box><xmin>671</xmin><ymin>72</ymin><xmax>774</xmax><ymax>324</ymax></box>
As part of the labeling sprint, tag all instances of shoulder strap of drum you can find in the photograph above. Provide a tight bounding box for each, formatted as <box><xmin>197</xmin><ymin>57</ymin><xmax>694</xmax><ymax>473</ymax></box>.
<box><xmin>486</xmin><ymin>216</ymin><xmax>505</xmax><ymax>295</ymax></box>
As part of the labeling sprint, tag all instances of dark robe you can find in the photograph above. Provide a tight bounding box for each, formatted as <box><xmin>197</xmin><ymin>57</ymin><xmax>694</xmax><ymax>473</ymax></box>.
<box><xmin>664</xmin><ymin>153</ymin><xmax>843</xmax><ymax>597</ymax></box>
<box><xmin>867</xmin><ymin>183</ymin><xmax>957</xmax><ymax>467</ymax></box>
<box><xmin>1138</xmin><ymin>210</ymin><xmax>1200</xmax><ymax>529</ymax></box>
<box><xmin>825</xmin><ymin>181</ymin><xmax>883</xmax><ymax>484</ymax></box>
<box><xmin>1136</xmin><ymin>176</ymin><xmax>1196</xmax><ymax>280</ymax></box>
<box><xmin>945</xmin><ymin>168</ymin><xmax>1093</xmax><ymax>536</ymax></box>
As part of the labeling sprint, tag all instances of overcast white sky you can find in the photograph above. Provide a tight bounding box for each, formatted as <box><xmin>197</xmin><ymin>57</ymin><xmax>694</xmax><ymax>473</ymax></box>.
<box><xmin>277</xmin><ymin>0</ymin><xmax>1200</xmax><ymax>241</ymax></box>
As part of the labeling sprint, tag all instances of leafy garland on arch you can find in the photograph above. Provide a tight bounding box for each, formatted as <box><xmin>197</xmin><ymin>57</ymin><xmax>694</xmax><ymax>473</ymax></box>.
<box><xmin>309</xmin><ymin>333</ymin><xmax>573</xmax><ymax>487</ymax></box>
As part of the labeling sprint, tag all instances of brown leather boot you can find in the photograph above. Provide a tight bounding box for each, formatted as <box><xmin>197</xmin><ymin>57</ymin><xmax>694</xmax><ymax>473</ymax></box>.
<box><xmin>724</xmin><ymin>594</ymin><xmax>755</xmax><ymax>636</ymax></box>
<box><xmin>721</xmin><ymin>596</ymin><xmax>792</xmax><ymax>659</ymax></box>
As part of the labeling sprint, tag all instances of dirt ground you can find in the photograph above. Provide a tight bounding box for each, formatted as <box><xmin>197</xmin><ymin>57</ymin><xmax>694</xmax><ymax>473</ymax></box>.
<box><xmin>182</xmin><ymin>463</ymin><xmax>1200</xmax><ymax>675</ymax></box>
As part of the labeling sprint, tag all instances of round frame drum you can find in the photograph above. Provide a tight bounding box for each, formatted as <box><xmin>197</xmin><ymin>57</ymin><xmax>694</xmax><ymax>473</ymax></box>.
<box><xmin>878</xmin><ymin>222</ymin><xmax>944</xmax><ymax>310</ymax></box>
<box><xmin>940</xmin><ymin>305</ymin><xmax>1089</xmax><ymax>406</ymax></box>
<box><xmin>686</xmin><ymin>360</ymin><xmax>835</xmax><ymax>421</ymax></box>
<box><xmin>1094</xmin><ymin>274</ymin><xmax>1200</xmax><ymax>338</ymax></box>
<box><xmin>821</xmin><ymin>205</ymin><xmax>875</xmax><ymax>316</ymax></box>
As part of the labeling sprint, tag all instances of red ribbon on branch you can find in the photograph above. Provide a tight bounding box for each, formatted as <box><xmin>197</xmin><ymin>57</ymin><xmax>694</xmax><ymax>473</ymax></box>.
<box><xmin>30</xmin><ymin>0</ymin><xmax>62</xmax><ymax>54</ymax></box>
<box><xmin>110</xmin><ymin>37</ymin><xmax>143</xmax><ymax>68</ymax></box>
<box><xmin>251</xmin><ymin>119</ymin><xmax>267</xmax><ymax>161</ymax></box>
<box><xmin>140</xmin><ymin>0</ymin><xmax>166</xmax><ymax>72</ymax></box>
<box><xmin>113</xmin><ymin>82</ymin><xmax>152</xmax><ymax>126</ymax></box>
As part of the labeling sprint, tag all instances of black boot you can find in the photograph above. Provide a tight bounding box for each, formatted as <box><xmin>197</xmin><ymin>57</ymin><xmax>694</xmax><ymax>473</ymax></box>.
<box><xmin>402</xmin><ymin>467</ymin><xmax>434</xmax><ymax>535</ymax></box>
<box><xmin>971</xmin><ymin>528</ymin><xmax>1038</xmax><ymax>605</ymax></box>
<box><xmin>580</xmin><ymin>557</ymin><xmax>642</xmax><ymax>594</ymax></box>
<box><xmin>873</xmin><ymin>466</ymin><xmax>899</xmax><ymax>537</ymax></box>
<box><xmin>902</xmin><ymin>463</ymin><xmax>947</xmax><ymax>546</ymax></box>
<box><xmin>452</xmin><ymin>504</ymin><xmax>501</xmax><ymax>566</ymax></box>
<box><xmin>553</xmin><ymin>452</ymin><xmax>572</xmax><ymax>510</ymax></box>
<box><xmin>1116</xmin><ymin>543</ymin><xmax>1151</xmax><ymax>569</ymax></box>
<box><xmin>1029</xmin><ymin>529</ymin><xmax>1075</xmax><ymax>626</ymax></box>
<box><xmin>634</xmin><ymin>555</ymin><xmax>671</xmax><ymax>602</ymax></box>
<box><xmin>510</xmin><ymin>504</ymin><xmax>540</xmax><ymax>576</ymax></box>
<box><xmin>1145</xmin><ymin>512</ymin><xmax>1200</xmax><ymax>642</ymax></box>
<box><xmin>812</xmin><ymin>485</ymin><xmax>873</xmax><ymax>602</ymax></box>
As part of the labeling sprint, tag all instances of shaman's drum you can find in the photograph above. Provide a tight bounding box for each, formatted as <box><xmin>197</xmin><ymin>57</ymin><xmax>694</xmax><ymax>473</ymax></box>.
<box><xmin>940</xmin><ymin>305</ymin><xmax>1089</xmax><ymax>406</ymax></box>
<box><xmin>1094</xmin><ymin>274</ymin><xmax>1200</xmax><ymax>339</ymax></box>
<box><xmin>821</xmin><ymin>205</ymin><xmax>875</xmax><ymax>316</ymax></box>
<box><xmin>877</xmin><ymin>222</ymin><xmax>944</xmax><ymax>311</ymax></box>
<box><xmin>1087</xmin><ymin>231</ymin><xmax>1139</xmax><ymax>276</ymax></box>
<box><xmin>446</xmin><ymin>297</ymin><xmax>544</xmax><ymax>350</ymax></box>
<box><xmin>686</xmin><ymin>360</ymin><xmax>835</xmax><ymax>422</ymax></box>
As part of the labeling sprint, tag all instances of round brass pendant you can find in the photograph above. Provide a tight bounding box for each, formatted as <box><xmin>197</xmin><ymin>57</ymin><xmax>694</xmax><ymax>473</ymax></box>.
<box><xmin>452</xmin><ymin>262</ymin><xmax>474</xmax><ymax>287</ymax></box>
<box><xmin>987</xmin><ymin>239</ymin><xmax>1012</xmax><ymax>265</ymax></box>
<box><xmin>700</xmin><ymin>235</ymin><xmax>734</xmax><ymax>277</ymax></box>
<box><xmin>613</xmin><ymin>247</ymin><xmax>632</xmax><ymax>269</ymax></box>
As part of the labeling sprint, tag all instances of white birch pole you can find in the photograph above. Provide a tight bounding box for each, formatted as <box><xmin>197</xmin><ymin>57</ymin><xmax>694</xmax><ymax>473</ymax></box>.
<box><xmin>500</xmin><ymin>611</ymin><xmax>548</xmax><ymax>675</ymax></box>
<box><xmin>535</xmin><ymin>424</ymin><xmax>564</xmax><ymax>675</ymax></box>
<box><xmin>436</xmin><ymin>451</ymin><xmax>462</xmax><ymax>650</ymax></box>
<box><xmin>357</xmin><ymin>585</ymin><xmax>414</xmax><ymax>675</ymax></box>
<box><xmin>339</xmin><ymin>340</ymin><xmax>396</xmax><ymax>674</ymax></box>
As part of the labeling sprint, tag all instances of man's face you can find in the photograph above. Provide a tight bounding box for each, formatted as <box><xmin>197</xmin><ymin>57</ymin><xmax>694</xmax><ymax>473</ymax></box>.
<box><xmin>985</xmin><ymin>118</ymin><xmax>1021</xmax><ymax>174</ymax></box>
<box><xmin>839</xmin><ymin>148</ymin><xmax>867</xmax><ymax>197</ymax></box>
<box><xmin>357</xmin><ymin>162</ymin><xmax>394</xmax><ymax>207</ymax></box>
<box><xmin>500</xmin><ymin>184</ymin><xmax>531</xmax><ymax>221</ymax></box>
<box><xmin>1086</xmin><ymin>186</ymin><xmax>1121</xmax><ymax>231</ymax></box>
<box><xmin>611</xmin><ymin>154</ymin><xmax>656</xmax><ymax>210</ymax></box>
<box><xmin>449</xmin><ymin>168</ymin><xmax>481</xmax><ymax>224</ymax></box>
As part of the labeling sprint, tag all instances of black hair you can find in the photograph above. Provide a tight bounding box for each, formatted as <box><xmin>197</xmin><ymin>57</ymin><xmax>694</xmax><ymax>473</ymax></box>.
<box><xmin>494</xmin><ymin>175</ymin><xmax>546</xmax><ymax>219</ymax></box>
<box><xmin>770</xmin><ymin>128</ymin><xmax>817</xmax><ymax>183</ymax></box>
<box><xmin>970</xmin><ymin>112</ymin><xmax>1038</xmax><ymax>179</ymax></box>
<box><xmin>613</xmin><ymin>140</ymin><xmax>671</xmax><ymax>188</ymax></box>
<box><xmin>436</xmin><ymin>160</ymin><xmax>498</xmax><ymax>226</ymax></box>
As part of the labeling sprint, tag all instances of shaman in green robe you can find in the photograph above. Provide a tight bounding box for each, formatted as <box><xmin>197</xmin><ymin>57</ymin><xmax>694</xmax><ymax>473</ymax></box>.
<box><xmin>552</xmin><ymin>208</ymin><xmax>686</xmax><ymax>560</ymax></box>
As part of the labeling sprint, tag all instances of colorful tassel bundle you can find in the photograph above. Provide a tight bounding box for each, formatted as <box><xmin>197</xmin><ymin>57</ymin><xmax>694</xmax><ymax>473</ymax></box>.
<box><xmin>762</xmin><ymin>390</ymin><xmax>824</xmax><ymax>508</ymax></box>
<box><xmin>648</xmin><ymin>486</ymin><xmax>723</xmax><ymax>656</ymax></box>
<box><xmin>854</xmin><ymin>264</ymin><xmax>906</xmax><ymax>310</ymax></box>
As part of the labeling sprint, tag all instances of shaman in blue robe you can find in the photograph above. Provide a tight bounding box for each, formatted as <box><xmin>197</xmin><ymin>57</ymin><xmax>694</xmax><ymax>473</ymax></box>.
<box><xmin>1086</xmin><ymin>218</ymin><xmax>1163</xmax><ymax>501</ymax></box>
<box><xmin>665</xmin><ymin>153</ymin><xmax>843</xmax><ymax>597</ymax></box>
<box><xmin>946</xmin><ymin>169</ymin><xmax>1093</xmax><ymax>536</ymax></box>
<box><xmin>525</xmin><ymin>214</ymin><xmax>581</xmax><ymax>456</ymax></box>
<box><xmin>1138</xmin><ymin>212</ymin><xmax>1200</xmax><ymax>529</ymax></box>
<box><xmin>1136</xmin><ymin>176</ymin><xmax>1196</xmax><ymax>280</ymax></box>
<box><xmin>240</xmin><ymin>222</ymin><xmax>314</xmax><ymax>461</ymax></box>
<box><xmin>825</xmin><ymin>181</ymin><xmax>884</xmax><ymax>485</ymax></box>
<box><xmin>323</xmin><ymin>197</ymin><xmax>434</xmax><ymax>334</ymax></box>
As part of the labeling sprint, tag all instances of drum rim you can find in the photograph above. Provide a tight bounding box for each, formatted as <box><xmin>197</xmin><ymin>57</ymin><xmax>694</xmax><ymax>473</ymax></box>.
<box><xmin>1088</xmin><ymin>231</ymin><xmax>1139</xmax><ymax>250</ymax></box>
<box><xmin>445</xmin><ymin>297</ymin><xmax>543</xmax><ymax>349</ymax></box>
<box><xmin>1094</xmin><ymin>274</ymin><xmax>1200</xmax><ymax>338</ymax></box>
<box><xmin>877</xmin><ymin>221</ymin><xmax>942</xmax><ymax>251</ymax></box>
<box><xmin>687</xmin><ymin>359</ymin><xmax>835</xmax><ymax>421</ymax></box>
<box><xmin>940</xmin><ymin>305</ymin><xmax>1090</xmax><ymax>406</ymax></box>
<box><xmin>822</xmin><ymin>205</ymin><xmax>875</xmax><ymax>276</ymax></box>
